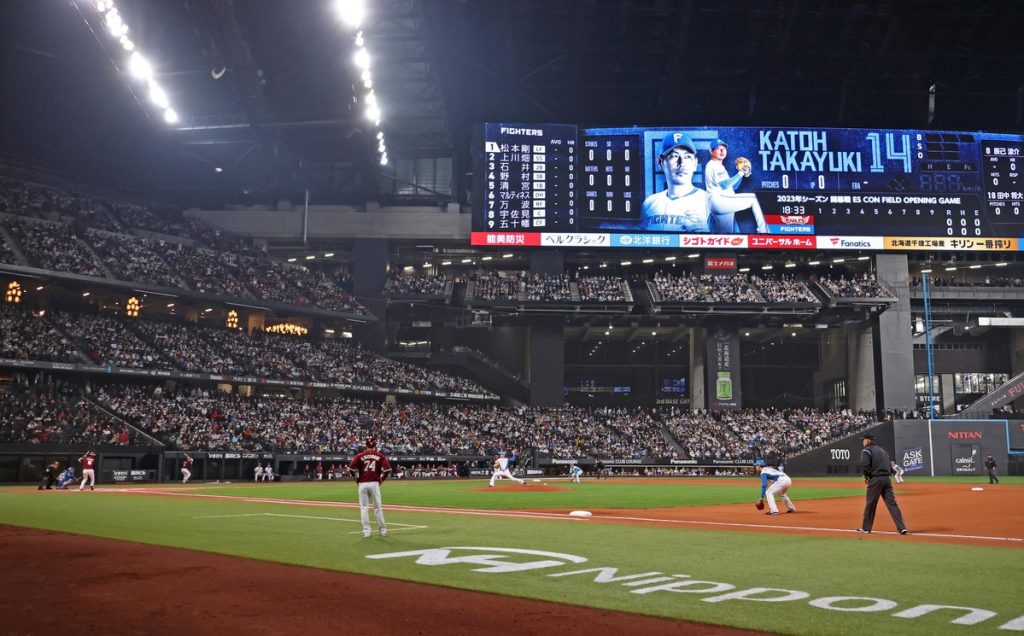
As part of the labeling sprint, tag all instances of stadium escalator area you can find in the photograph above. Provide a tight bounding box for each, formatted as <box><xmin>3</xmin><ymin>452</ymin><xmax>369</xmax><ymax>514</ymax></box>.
<box><xmin>956</xmin><ymin>369</ymin><xmax>1024</xmax><ymax>419</ymax></box>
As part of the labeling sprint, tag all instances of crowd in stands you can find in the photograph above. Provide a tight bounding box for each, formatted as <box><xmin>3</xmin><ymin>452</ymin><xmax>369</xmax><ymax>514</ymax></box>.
<box><xmin>577</xmin><ymin>275</ymin><xmax>628</xmax><ymax>302</ymax></box>
<box><xmin>751</xmin><ymin>274</ymin><xmax>819</xmax><ymax>303</ymax></box>
<box><xmin>700</xmin><ymin>273</ymin><xmax>764</xmax><ymax>303</ymax></box>
<box><xmin>384</xmin><ymin>272</ymin><xmax>448</xmax><ymax>296</ymax></box>
<box><xmin>4</xmin><ymin>218</ymin><xmax>105</xmax><ymax>277</ymax></box>
<box><xmin>472</xmin><ymin>270</ymin><xmax>521</xmax><ymax>301</ymax></box>
<box><xmin>0</xmin><ymin>304</ymin><xmax>83</xmax><ymax>362</ymax></box>
<box><xmin>2</xmin><ymin>371</ymin><xmax>883</xmax><ymax>464</ymax></box>
<box><xmin>0</xmin><ymin>177</ymin><xmax>120</xmax><ymax>231</ymax></box>
<box><xmin>662</xmin><ymin>407</ymin><xmax>878</xmax><ymax>461</ymax></box>
<box><xmin>912</xmin><ymin>274</ymin><xmax>1024</xmax><ymax>287</ymax></box>
<box><xmin>0</xmin><ymin>175</ymin><xmax>367</xmax><ymax>315</ymax></box>
<box><xmin>522</xmin><ymin>273</ymin><xmax>572</xmax><ymax>301</ymax></box>
<box><xmin>0</xmin><ymin>380</ymin><xmax>137</xmax><ymax>446</ymax></box>
<box><xmin>652</xmin><ymin>271</ymin><xmax>706</xmax><ymax>302</ymax></box>
<box><xmin>0</xmin><ymin>233</ymin><xmax>17</xmax><ymax>265</ymax></box>
<box><xmin>0</xmin><ymin>304</ymin><xmax>492</xmax><ymax>395</ymax></box>
<box><xmin>817</xmin><ymin>273</ymin><xmax>893</xmax><ymax>298</ymax></box>
<box><xmin>85</xmin><ymin>229</ymin><xmax>185</xmax><ymax>289</ymax></box>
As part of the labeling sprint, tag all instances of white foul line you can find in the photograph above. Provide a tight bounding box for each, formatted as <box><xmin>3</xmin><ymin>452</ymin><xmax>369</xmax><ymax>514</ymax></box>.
<box><xmin>132</xmin><ymin>489</ymin><xmax>1023</xmax><ymax>543</ymax></box>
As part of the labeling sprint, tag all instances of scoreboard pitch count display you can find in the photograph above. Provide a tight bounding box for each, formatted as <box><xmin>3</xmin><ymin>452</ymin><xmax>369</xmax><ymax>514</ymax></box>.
<box><xmin>471</xmin><ymin>123</ymin><xmax>1024</xmax><ymax>252</ymax></box>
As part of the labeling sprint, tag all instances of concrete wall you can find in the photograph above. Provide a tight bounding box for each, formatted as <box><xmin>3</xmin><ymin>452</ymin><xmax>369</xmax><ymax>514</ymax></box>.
<box><xmin>185</xmin><ymin>205</ymin><xmax>470</xmax><ymax>241</ymax></box>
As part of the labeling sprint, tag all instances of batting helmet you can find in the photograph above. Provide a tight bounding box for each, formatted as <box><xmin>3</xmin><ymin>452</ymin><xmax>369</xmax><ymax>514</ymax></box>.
<box><xmin>365</xmin><ymin>436</ymin><xmax>377</xmax><ymax>448</ymax></box>
<box><xmin>754</xmin><ymin>459</ymin><xmax>766</xmax><ymax>467</ymax></box>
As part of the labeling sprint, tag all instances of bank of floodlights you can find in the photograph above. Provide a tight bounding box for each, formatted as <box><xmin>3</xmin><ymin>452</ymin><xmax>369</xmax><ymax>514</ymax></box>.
<box><xmin>335</xmin><ymin>0</ymin><xmax>387</xmax><ymax>166</ymax></box>
<box><xmin>89</xmin><ymin>0</ymin><xmax>180</xmax><ymax>125</ymax></box>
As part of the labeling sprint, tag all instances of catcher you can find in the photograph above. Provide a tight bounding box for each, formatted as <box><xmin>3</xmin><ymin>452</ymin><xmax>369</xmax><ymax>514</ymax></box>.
<box><xmin>754</xmin><ymin>459</ymin><xmax>796</xmax><ymax>515</ymax></box>
<box><xmin>704</xmin><ymin>138</ymin><xmax>768</xmax><ymax>234</ymax></box>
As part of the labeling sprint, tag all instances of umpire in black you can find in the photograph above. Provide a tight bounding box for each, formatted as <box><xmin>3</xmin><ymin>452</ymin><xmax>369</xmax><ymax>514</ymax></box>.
<box><xmin>858</xmin><ymin>432</ymin><xmax>909</xmax><ymax>535</ymax></box>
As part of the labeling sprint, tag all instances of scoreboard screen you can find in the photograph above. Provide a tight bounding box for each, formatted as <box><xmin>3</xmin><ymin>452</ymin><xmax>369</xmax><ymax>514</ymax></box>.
<box><xmin>472</xmin><ymin>123</ymin><xmax>1024</xmax><ymax>251</ymax></box>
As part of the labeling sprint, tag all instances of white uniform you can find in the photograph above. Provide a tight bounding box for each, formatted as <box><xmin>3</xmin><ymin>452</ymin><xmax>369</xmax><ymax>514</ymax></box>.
<box><xmin>263</xmin><ymin>465</ymin><xmax>273</xmax><ymax>482</ymax></box>
<box><xmin>641</xmin><ymin>188</ymin><xmax>711</xmax><ymax>232</ymax></box>
<box><xmin>891</xmin><ymin>461</ymin><xmax>905</xmax><ymax>484</ymax></box>
<box><xmin>254</xmin><ymin>464</ymin><xmax>263</xmax><ymax>482</ymax></box>
<box><xmin>759</xmin><ymin>466</ymin><xmax>796</xmax><ymax>514</ymax></box>
<box><xmin>705</xmin><ymin>159</ymin><xmax>767</xmax><ymax>233</ymax></box>
<box><xmin>489</xmin><ymin>455</ymin><xmax>524</xmax><ymax>487</ymax></box>
<box><xmin>568</xmin><ymin>463</ymin><xmax>583</xmax><ymax>483</ymax></box>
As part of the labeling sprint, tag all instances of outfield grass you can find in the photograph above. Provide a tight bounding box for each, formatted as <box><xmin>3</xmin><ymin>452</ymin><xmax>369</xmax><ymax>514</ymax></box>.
<box><xmin>1</xmin><ymin>478</ymin><xmax>1021</xmax><ymax>636</ymax></box>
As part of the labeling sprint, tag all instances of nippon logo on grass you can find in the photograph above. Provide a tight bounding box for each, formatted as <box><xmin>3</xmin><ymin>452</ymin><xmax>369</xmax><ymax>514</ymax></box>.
<box><xmin>367</xmin><ymin>547</ymin><xmax>1024</xmax><ymax>630</ymax></box>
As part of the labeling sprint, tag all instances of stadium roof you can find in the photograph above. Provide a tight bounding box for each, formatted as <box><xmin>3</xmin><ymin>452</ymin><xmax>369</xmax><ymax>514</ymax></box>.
<box><xmin>2</xmin><ymin>0</ymin><xmax>1023</xmax><ymax>209</ymax></box>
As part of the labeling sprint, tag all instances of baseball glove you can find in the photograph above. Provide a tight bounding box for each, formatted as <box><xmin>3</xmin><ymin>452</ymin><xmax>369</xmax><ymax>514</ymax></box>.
<box><xmin>755</xmin><ymin>499</ymin><xmax>765</xmax><ymax>511</ymax></box>
<box><xmin>735</xmin><ymin>157</ymin><xmax>752</xmax><ymax>177</ymax></box>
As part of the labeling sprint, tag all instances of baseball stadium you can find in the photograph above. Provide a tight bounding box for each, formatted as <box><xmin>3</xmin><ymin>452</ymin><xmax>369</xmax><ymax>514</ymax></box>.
<box><xmin>1</xmin><ymin>2</ymin><xmax>1023</xmax><ymax>634</ymax></box>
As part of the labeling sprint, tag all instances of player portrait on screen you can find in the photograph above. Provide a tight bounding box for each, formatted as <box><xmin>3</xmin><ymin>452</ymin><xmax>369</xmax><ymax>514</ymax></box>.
<box><xmin>704</xmin><ymin>138</ymin><xmax>768</xmax><ymax>234</ymax></box>
<box><xmin>640</xmin><ymin>132</ymin><xmax>712</xmax><ymax>232</ymax></box>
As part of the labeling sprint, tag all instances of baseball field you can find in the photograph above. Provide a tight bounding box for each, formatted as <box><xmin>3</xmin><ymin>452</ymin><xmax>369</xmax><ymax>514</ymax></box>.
<box><xmin>1</xmin><ymin>476</ymin><xmax>1021</xmax><ymax>635</ymax></box>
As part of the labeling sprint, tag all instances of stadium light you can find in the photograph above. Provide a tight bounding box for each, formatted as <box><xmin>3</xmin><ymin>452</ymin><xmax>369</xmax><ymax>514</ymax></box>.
<box><xmin>324</xmin><ymin>253</ymin><xmax>334</xmax><ymax>257</ymax></box>
<box><xmin>761</xmin><ymin>265</ymin><xmax>773</xmax><ymax>270</ymax></box>
<box><xmin>833</xmin><ymin>258</ymin><xmax>845</xmax><ymax>263</ymax></box>
<box><xmin>441</xmin><ymin>260</ymin><xmax>452</xmax><ymax>266</ymax></box>
<box><xmin>944</xmin><ymin>266</ymin><xmax>956</xmax><ymax>271</ymax></box>
<box><xmin>148</xmin><ymin>83</ymin><xmax>169</xmax><ymax>109</ymax></box>
<box><xmin>305</xmin><ymin>255</ymin><xmax>316</xmax><ymax>260</ymax></box>
<box><xmin>482</xmin><ymin>256</ymin><xmax>492</xmax><ymax>261</ymax></box>
<box><xmin>920</xmin><ymin>268</ymin><xmax>932</xmax><ymax>274</ymax></box>
<box><xmin>163</xmin><ymin>108</ymin><xmax>178</xmax><ymax>124</ymax></box>
<box><xmin>620</xmin><ymin>261</ymin><xmax>631</xmax><ymax>266</ymax></box>
<box><xmin>664</xmin><ymin>256</ymin><xmax>676</xmax><ymax>261</ymax></box>
<box><xmin>128</xmin><ymin>52</ymin><xmax>153</xmax><ymax>81</ymax></box>
<box><xmin>784</xmin><ymin>262</ymin><xmax>796</xmax><ymax>268</ymax></box>
<box><xmin>969</xmin><ymin>264</ymin><xmax>981</xmax><ymax>269</ymax></box>
<box><xmin>335</xmin><ymin>0</ymin><xmax>365</xmax><ymax>28</ymax></box>
<box><xmin>807</xmin><ymin>260</ymin><xmax>820</xmax><ymax>266</ymax></box>
<box><xmin>738</xmin><ymin>267</ymin><xmax>749</xmax><ymax>272</ymax></box>
<box><xmin>502</xmin><ymin>253</ymin><xmax>514</xmax><ymax>258</ymax></box>
<box><xmin>857</xmin><ymin>256</ymin><xmax>870</xmax><ymax>261</ymax></box>
<box><xmin>287</xmin><ymin>257</ymin><xmax>297</xmax><ymax>262</ymax></box>
<box><xmin>642</xmin><ymin>258</ymin><xmax>654</xmax><ymax>264</ymax></box>
<box><xmin>353</xmin><ymin>48</ymin><xmax>371</xmax><ymax>69</ymax></box>
<box><xmin>996</xmin><ymin>262</ymin><xmax>1008</xmax><ymax>267</ymax></box>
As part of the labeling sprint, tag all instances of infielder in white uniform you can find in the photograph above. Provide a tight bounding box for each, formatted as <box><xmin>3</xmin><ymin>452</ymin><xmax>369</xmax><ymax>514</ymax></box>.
<box><xmin>489</xmin><ymin>451</ymin><xmax>524</xmax><ymax>487</ymax></box>
<box><xmin>755</xmin><ymin>459</ymin><xmax>796</xmax><ymax>515</ymax></box>
<box><xmin>641</xmin><ymin>133</ymin><xmax>712</xmax><ymax>233</ymax></box>
<box><xmin>704</xmin><ymin>138</ymin><xmax>767</xmax><ymax>234</ymax></box>
<box><xmin>891</xmin><ymin>461</ymin><xmax>905</xmax><ymax>484</ymax></box>
<box><xmin>568</xmin><ymin>461</ymin><xmax>583</xmax><ymax>483</ymax></box>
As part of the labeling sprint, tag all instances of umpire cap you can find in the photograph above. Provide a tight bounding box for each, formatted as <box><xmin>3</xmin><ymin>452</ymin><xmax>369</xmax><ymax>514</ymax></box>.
<box><xmin>862</xmin><ymin>432</ymin><xmax>876</xmax><ymax>440</ymax></box>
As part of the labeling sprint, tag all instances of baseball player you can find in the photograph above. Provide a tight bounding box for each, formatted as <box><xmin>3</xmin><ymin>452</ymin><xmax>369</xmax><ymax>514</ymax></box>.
<box><xmin>755</xmin><ymin>459</ymin><xmax>796</xmax><ymax>515</ymax></box>
<box><xmin>891</xmin><ymin>460</ymin><xmax>905</xmax><ymax>484</ymax></box>
<box><xmin>78</xmin><ymin>450</ymin><xmax>96</xmax><ymax>491</ymax></box>
<box><xmin>568</xmin><ymin>460</ymin><xmax>583</xmax><ymax>483</ymax></box>
<box><xmin>263</xmin><ymin>463</ymin><xmax>273</xmax><ymax>482</ymax></box>
<box><xmin>347</xmin><ymin>436</ymin><xmax>391</xmax><ymax>538</ymax></box>
<box><xmin>254</xmin><ymin>462</ymin><xmax>263</xmax><ymax>482</ymax></box>
<box><xmin>704</xmin><ymin>138</ymin><xmax>767</xmax><ymax>233</ymax></box>
<box><xmin>181</xmin><ymin>454</ymin><xmax>193</xmax><ymax>484</ymax></box>
<box><xmin>489</xmin><ymin>451</ymin><xmax>524</xmax><ymax>487</ymax></box>
<box><xmin>56</xmin><ymin>466</ymin><xmax>77</xmax><ymax>490</ymax></box>
<box><xmin>641</xmin><ymin>133</ymin><xmax>712</xmax><ymax>233</ymax></box>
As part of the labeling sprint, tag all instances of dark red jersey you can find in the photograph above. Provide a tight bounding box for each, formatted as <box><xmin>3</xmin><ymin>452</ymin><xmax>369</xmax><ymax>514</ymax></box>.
<box><xmin>183</xmin><ymin>457</ymin><xmax>193</xmax><ymax>469</ymax></box>
<box><xmin>80</xmin><ymin>454</ymin><xmax>96</xmax><ymax>470</ymax></box>
<box><xmin>348</xmin><ymin>450</ymin><xmax>392</xmax><ymax>483</ymax></box>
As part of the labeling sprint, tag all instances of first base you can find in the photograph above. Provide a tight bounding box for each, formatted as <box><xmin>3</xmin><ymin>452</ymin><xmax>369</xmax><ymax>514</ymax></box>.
<box><xmin>971</xmin><ymin>487</ymin><xmax>984</xmax><ymax>492</ymax></box>
<box><xmin>568</xmin><ymin>510</ymin><xmax>592</xmax><ymax>518</ymax></box>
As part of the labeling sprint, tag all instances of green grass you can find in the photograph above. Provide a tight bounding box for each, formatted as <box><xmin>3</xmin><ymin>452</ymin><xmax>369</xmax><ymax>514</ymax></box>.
<box><xmin>1</xmin><ymin>479</ymin><xmax>1021</xmax><ymax>636</ymax></box>
<box><xmin>192</xmin><ymin>477</ymin><xmax>864</xmax><ymax>509</ymax></box>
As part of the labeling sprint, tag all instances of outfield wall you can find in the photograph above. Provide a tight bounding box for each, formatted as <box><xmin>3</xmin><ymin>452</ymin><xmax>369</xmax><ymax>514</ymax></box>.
<box><xmin>785</xmin><ymin>419</ymin><xmax>1021</xmax><ymax>477</ymax></box>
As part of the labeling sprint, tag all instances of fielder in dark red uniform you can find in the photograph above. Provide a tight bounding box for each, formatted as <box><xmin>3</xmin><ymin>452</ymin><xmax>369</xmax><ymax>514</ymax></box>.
<box><xmin>347</xmin><ymin>436</ymin><xmax>391</xmax><ymax>538</ymax></box>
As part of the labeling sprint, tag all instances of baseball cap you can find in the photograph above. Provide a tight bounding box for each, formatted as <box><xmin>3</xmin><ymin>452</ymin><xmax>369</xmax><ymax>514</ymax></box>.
<box><xmin>754</xmin><ymin>459</ymin><xmax>766</xmax><ymax>467</ymax></box>
<box><xmin>661</xmin><ymin>132</ymin><xmax>697</xmax><ymax>156</ymax></box>
<box><xmin>709</xmin><ymin>138</ymin><xmax>728</xmax><ymax>150</ymax></box>
<box><xmin>862</xmin><ymin>432</ymin><xmax>876</xmax><ymax>440</ymax></box>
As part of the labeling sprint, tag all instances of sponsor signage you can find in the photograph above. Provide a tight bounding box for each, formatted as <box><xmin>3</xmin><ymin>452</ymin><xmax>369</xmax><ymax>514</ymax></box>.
<box><xmin>367</xmin><ymin>546</ymin><xmax>1021</xmax><ymax>629</ymax></box>
<box><xmin>950</xmin><ymin>444</ymin><xmax>981</xmax><ymax>475</ymax></box>
<box><xmin>816</xmin><ymin>235</ymin><xmax>884</xmax><ymax>250</ymax></box>
<box><xmin>901</xmin><ymin>447</ymin><xmax>925</xmax><ymax>472</ymax></box>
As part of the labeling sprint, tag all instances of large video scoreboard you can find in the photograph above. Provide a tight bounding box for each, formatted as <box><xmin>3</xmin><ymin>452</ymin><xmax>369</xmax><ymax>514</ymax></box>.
<box><xmin>471</xmin><ymin>123</ymin><xmax>1024</xmax><ymax>251</ymax></box>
